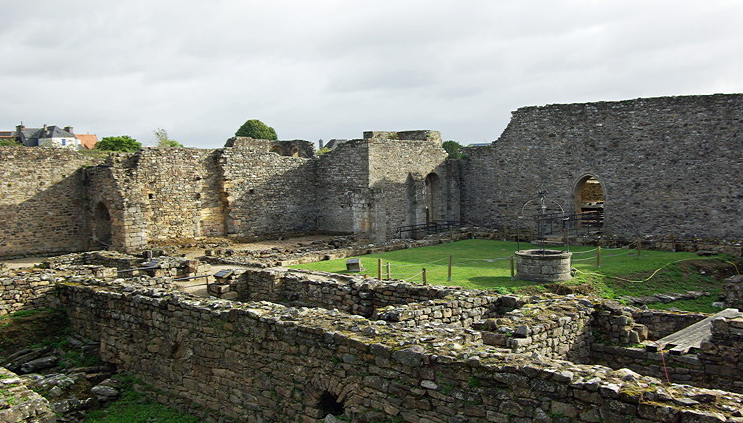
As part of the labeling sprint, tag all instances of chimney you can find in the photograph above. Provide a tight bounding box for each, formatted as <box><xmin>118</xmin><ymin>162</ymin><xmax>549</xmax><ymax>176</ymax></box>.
<box><xmin>64</xmin><ymin>126</ymin><xmax>73</xmax><ymax>134</ymax></box>
<box><xmin>319</xmin><ymin>139</ymin><xmax>324</xmax><ymax>149</ymax></box>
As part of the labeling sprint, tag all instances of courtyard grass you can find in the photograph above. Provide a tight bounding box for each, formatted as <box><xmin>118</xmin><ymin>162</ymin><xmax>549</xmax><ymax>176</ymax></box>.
<box><xmin>289</xmin><ymin>239</ymin><xmax>736</xmax><ymax>313</ymax></box>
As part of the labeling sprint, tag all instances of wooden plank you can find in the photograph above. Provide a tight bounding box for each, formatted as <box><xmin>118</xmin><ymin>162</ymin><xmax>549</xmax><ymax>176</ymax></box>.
<box><xmin>648</xmin><ymin>308</ymin><xmax>742</xmax><ymax>353</ymax></box>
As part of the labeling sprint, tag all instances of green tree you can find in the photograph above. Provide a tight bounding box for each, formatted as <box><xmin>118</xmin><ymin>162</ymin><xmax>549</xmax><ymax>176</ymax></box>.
<box><xmin>442</xmin><ymin>140</ymin><xmax>464</xmax><ymax>159</ymax></box>
<box><xmin>96</xmin><ymin>135</ymin><xmax>142</xmax><ymax>152</ymax></box>
<box><xmin>235</xmin><ymin>119</ymin><xmax>277</xmax><ymax>140</ymax></box>
<box><xmin>154</xmin><ymin>128</ymin><xmax>183</xmax><ymax>148</ymax></box>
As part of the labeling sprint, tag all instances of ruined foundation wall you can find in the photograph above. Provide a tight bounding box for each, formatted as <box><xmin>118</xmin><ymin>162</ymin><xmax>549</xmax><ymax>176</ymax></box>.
<box><xmin>0</xmin><ymin>148</ymin><xmax>105</xmax><ymax>257</ymax></box>
<box><xmin>56</xmin><ymin>283</ymin><xmax>743</xmax><ymax>422</ymax></box>
<box><xmin>461</xmin><ymin>94</ymin><xmax>743</xmax><ymax>241</ymax></box>
<box><xmin>227</xmin><ymin>268</ymin><xmax>460</xmax><ymax>317</ymax></box>
<box><xmin>0</xmin><ymin>271</ymin><xmax>57</xmax><ymax>316</ymax></box>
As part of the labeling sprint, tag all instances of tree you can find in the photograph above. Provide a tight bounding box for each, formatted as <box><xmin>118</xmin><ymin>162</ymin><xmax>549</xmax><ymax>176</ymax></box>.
<box><xmin>154</xmin><ymin>128</ymin><xmax>183</xmax><ymax>148</ymax></box>
<box><xmin>442</xmin><ymin>140</ymin><xmax>464</xmax><ymax>159</ymax></box>
<box><xmin>96</xmin><ymin>135</ymin><xmax>142</xmax><ymax>152</ymax></box>
<box><xmin>235</xmin><ymin>119</ymin><xmax>277</xmax><ymax>140</ymax></box>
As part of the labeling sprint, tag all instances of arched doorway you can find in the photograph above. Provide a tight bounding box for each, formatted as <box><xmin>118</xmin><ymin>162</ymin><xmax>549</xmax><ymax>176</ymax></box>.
<box><xmin>424</xmin><ymin>173</ymin><xmax>441</xmax><ymax>222</ymax></box>
<box><xmin>92</xmin><ymin>202</ymin><xmax>112</xmax><ymax>246</ymax></box>
<box><xmin>574</xmin><ymin>175</ymin><xmax>605</xmax><ymax>229</ymax></box>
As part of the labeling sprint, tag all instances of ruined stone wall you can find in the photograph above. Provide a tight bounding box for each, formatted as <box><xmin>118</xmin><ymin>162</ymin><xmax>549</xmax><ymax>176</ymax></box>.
<box><xmin>224</xmin><ymin>268</ymin><xmax>461</xmax><ymax>317</ymax></box>
<box><xmin>461</xmin><ymin>94</ymin><xmax>743</xmax><ymax>241</ymax></box>
<box><xmin>316</xmin><ymin>139</ymin><xmax>371</xmax><ymax>235</ymax></box>
<box><xmin>366</xmin><ymin>131</ymin><xmax>451</xmax><ymax>242</ymax></box>
<box><xmin>219</xmin><ymin>147</ymin><xmax>317</xmax><ymax>237</ymax></box>
<box><xmin>631</xmin><ymin>309</ymin><xmax>707</xmax><ymax>339</ymax></box>
<box><xmin>0</xmin><ymin>148</ymin><xmax>105</xmax><ymax>257</ymax></box>
<box><xmin>591</xmin><ymin>316</ymin><xmax>743</xmax><ymax>394</ymax></box>
<box><xmin>55</xmin><ymin>282</ymin><xmax>743</xmax><ymax>422</ymax></box>
<box><xmin>0</xmin><ymin>271</ymin><xmax>57</xmax><ymax>316</ymax></box>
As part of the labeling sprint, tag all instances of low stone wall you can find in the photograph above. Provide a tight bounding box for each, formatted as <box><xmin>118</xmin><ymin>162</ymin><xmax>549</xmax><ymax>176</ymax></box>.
<box><xmin>218</xmin><ymin>267</ymin><xmax>463</xmax><ymax>317</ymax></box>
<box><xmin>55</xmin><ymin>281</ymin><xmax>743</xmax><ymax>422</ymax></box>
<box><xmin>721</xmin><ymin>275</ymin><xmax>743</xmax><ymax>310</ymax></box>
<box><xmin>591</xmin><ymin>344</ymin><xmax>707</xmax><ymax>386</ymax></box>
<box><xmin>631</xmin><ymin>309</ymin><xmax>708</xmax><ymax>339</ymax></box>
<box><xmin>0</xmin><ymin>367</ymin><xmax>56</xmax><ymax>422</ymax></box>
<box><xmin>474</xmin><ymin>296</ymin><xmax>594</xmax><ymax>362</ymax></box>
<box><xmin>371</xmin><ymin>295</ymin><xmax>506</xmax><ymax>328</ymax></box>
<box><xmin>699</xmin><ymin>316</ymin><xmax>743</xmax><ymax>393</ymax></box>
<box><xmin>0</xmin><ymin>270</ymin><xmax>57</xmax><ymax>316</ymax></box>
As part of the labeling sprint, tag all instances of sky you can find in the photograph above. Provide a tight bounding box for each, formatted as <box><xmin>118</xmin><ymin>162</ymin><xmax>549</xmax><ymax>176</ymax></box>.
<box><xmin>1</xmin><ymin>1</ymin><xmax>742</xmax><ymax>148</ymax></box>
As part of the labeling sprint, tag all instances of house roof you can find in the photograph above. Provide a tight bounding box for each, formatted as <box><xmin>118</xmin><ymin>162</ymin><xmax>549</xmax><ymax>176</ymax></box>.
<box><xmin>0</xmin><ymin>131</ymin><xmax>13</xmax><ymax>138</ymax></box>
<box><xmin>19</xmin><ymin>126</ymin><xmax>75</xmax><ymax>139</ymax></box>
<box><xmin>75</xmin><ymin>134</ymin><xmax>99</xmax><ymax>149</ymax></box>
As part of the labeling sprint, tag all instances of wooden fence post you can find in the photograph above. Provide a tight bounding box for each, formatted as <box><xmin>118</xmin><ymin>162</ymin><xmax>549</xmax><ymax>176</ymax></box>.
<box><xmin>597</xmin><ymin>246</ymin><xmax>602</xmax><ymax>268</ymax></box>
<box><xmin>378</xmin><ymin>259</ymin><xmax>382</xmax><ymax>280</ymax></box>
<box><xmin>510</xmin><ymin>256</ymin><xmax>515</xmax><ymax>281</ymax></box>
<box><xmin>447</xmin><ymin>255</ymin><xmax>452</xmax><ymax>282</ymax></box>
<box><xmin>422</xmin><ymin>268</ymin><xmax>427</xmax><ymax>284</ymax></box>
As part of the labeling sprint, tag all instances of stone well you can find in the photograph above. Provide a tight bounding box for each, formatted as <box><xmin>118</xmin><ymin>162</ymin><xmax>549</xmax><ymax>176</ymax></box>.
<box><xmin>515</xmin><ymin>249</ymin><xmax>572</xmax><ymax>282</ymax></box>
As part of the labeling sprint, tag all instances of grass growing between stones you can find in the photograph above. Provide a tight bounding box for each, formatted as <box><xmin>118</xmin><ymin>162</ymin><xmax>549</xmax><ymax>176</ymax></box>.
<box><xmin>289</xmin><ymin>239</ymin><xmax>738</xmax><ymax>313</ymax></box>
<box><xmin>84</xmin><ymin>375</ymin><xmax>201</xmax><ymax>423</ymax></box>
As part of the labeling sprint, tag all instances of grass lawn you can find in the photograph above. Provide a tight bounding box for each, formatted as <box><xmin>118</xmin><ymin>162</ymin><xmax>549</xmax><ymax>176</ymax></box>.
<box><xmin>289</xmin><ymin>239</ymin><xmax>737</xmax><ymax>313</ymax></box>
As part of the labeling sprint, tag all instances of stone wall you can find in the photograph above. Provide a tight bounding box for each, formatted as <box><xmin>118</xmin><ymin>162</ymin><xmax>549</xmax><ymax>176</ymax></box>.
<box><xmin>219</xmin><ymin>147</ymin><xmax>317</xmax><ymax>238</ymax></box>
<box><xmin>461</xmin><ymin>94</ymin><xmax>743</xmax><ymax>241</ymax></box>
<box><xmin>591</xmin><ymin>316</ymin><xmax>743</xmax><ymax>394</ymax></box>
<box><xmin>218</xmin><ymin>267</ymin><xmax>463</xmax><ymax>317</ymax></box>
<box><xmin>55</xmin><ymin>281</ymin><xmax>743</xmax><ymax>422</ymax></box>
<box><xmin>366</xmin><ymin>131</ymin><xmax>452</xmax><ymax>242</ymax></box>
<box><xmin>316</xmin><ymin>139</ymin><xmax>371</xmax><ymax>235</ymax></box>
<box><xmin>0</xmin><ymin>270</ymin><xmax>57</xmax><ymax>316</ymax></box>
<box><xmin>474</xmin><ymin>296</ymin><xmax>594</xmax><ymax>362</ymax></box>
<box><xmin>0</xmin><ymin>147</ymin><xmax>105</xmax><ymax>257</ymax></box>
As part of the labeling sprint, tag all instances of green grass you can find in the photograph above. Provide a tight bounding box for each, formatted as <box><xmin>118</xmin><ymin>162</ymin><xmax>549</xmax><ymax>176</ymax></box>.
<box><xmin>84</xmin><ymin>375</ymin><xmax>201</xmax><ymax>423</ymax></box>
<box><xmin>289</xmin><ymin>240</ymin><xmax>736</xmax><ymax>312</ymax></box>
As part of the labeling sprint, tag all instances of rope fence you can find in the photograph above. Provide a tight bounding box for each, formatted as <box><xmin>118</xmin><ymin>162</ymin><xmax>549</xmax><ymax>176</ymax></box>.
<box><xmin>367</xmin><ymin>237</ymin><xmax>721</xmax><ymax>284</ymax></box>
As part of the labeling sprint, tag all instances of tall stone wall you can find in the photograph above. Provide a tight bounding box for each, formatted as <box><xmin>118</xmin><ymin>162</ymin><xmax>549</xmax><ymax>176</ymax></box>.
<box><xmin>461</xmin><ymin>94</ymin><xmax>743</xmax><ymax>241</ymax></box>
<box><xmin>0</xmin><ymin>148</ymin><xmax>105</xmax><ymax>257</ymax></box>
<box><xmin>366</xmin><ymin>131</ymin><xmax>451</xmax><ymax>242</ymax></box>
<box><xmin>219</xmin><ymin>147</ymin><xmax>317</xmax><ymax>238</ymax></box>
<box><xmin>55</xmin><ymin>282</ymin><xmax>743</xmax><ymax>422</ymax></box>
<box><xmin>85</xmin><ymin>149</ymin><xmax>225</xmax><ymax>250</ymax></box>
<box><xmin>316</xmin><ymin>139</ymin><xmax>371</xmax><ymax>234</ymax></box>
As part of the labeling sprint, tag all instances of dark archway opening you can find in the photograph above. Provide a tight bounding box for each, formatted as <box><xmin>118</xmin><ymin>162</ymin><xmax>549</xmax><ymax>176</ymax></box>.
<box><xmin>574</xmin><ymin>175</ymin><xmax>605</xmax><ymax>229</ymax></box>
<box><xmin>318</xmin><ymin>391</ymin><xmax>344</xmax><ymax>417</ymax></box>
<box><xmin>424</xmin><ymin>172</ymin><xmax>441</xmax><ymax>223</ymax></box>
<box><xmin>92</xmin><ymin>202</ymin><xmax>112</xmax><ymax>247</ymax></box>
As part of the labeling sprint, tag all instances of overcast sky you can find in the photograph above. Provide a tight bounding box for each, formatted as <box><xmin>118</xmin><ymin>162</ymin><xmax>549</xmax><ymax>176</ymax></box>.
<box><xmin>1</xmin><ymin>1</ymin><xmax>742</xmax><ymax>148</ymax></box>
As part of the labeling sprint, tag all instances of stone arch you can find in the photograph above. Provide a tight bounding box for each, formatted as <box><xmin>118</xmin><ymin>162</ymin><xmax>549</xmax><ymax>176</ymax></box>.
<box><xmin>303</xmin><ymin>377</ymin><xmax>359</xmax><ymax>420</ymax></box>
<box><xmin>425</xmin><ymin>172</ymin><xmax>442</xmax><ymax>222</ymax></box>
<box><xmin>573</xmin><ymin>174</ymin><xmax>605</xmax><ymax>228</ymax></box>
<box><xmin>290</xmin><ymin>146</ymin><xmax>299</xmax><ymax>157</ymax></box>
<box><xmin>92</xmin><ymin>201</ymin><xmax>112</xmax><ymax>247</ymax></box>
